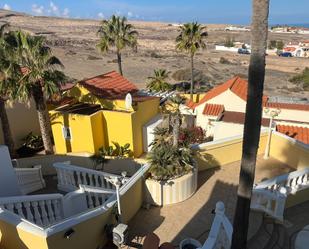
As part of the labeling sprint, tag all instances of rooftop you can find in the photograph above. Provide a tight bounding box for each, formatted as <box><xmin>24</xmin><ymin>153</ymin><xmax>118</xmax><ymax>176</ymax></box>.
<box><xmin>276</xmin><ymin>125</ymin><xmax>309</xmax><ymax>144</ymax></box>
<box><xmin>128</xmin><ymin>156</ymin><xmax>295</xmax><ymax>247</ymax></box>
<box><xmin>220</xmin><ymin>111</ymin><xmax>271</xmax><ymax>126</ymax></box>
<box><xmin>79</xmin><ymin>71</ymin><xmax>139</xmax><ymax>99</ymax></box>
<box><xmin>202</xmin><ymin>104</ymin><xmax>224</xmax><ymax>116</ymax></box>
<box><xmin>56</xmin><ymin>102</ymin><xmax>101</xmax><ymax>115</ymax></box>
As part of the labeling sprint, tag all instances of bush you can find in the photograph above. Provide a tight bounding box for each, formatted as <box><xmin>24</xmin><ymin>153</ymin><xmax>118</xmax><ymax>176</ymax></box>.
<box><xmin>224</xmin><ymin>37</ymin><xmax>235</xmax><ymax>47</ymax></box>
<box><xmin>149</xmin><ymin>51</ymin><xmax>163</xmax><ymax>58</ymax></box>
<box><xmin>179</xmin><ymin>126</ymin><xmax>207</xmax><ymax>146</ymax></box>
<box><xmin>219</xmin><ymin>57</ymin><xmax>231</xmax><ymax>64</ymax></box>
<box><xmin>172</xmin><ymin>68</ymin><xmax>210</xmax><ymax>83</ymax></box>
<box><xmin>289</xmin><ymin>67</ymin><xmax>309</xmax><ymax>90</ymax></box>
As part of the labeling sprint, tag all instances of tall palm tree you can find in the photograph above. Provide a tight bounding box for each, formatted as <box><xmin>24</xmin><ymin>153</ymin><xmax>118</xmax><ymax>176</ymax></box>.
<box><xmin>176</xmin><ymin>22</ymin><xmax>207</xmax><ymax>100</ymax></box>
<box><xmin>147</xmin><ymin>69</ymin><xmax>172</xmax><ymax>92</ymax></box>
<box><xmin>231</xmin><ymin>0</ymin><xmax>270</xmax><ymax>248</ymax></box>
<box><xmin>97</xmin><ymin>15</ymin><xmax>138</xmax><ymax>76</ymax></box>
<box><xmin>13</xmin><ymin>31</ymin><xmax>66</xmax><ymax>155</ymax></box>
<box><xmin>0</xmin><ymin>24</ymin><xmax>21</xmax><ymax>156</ymax></box>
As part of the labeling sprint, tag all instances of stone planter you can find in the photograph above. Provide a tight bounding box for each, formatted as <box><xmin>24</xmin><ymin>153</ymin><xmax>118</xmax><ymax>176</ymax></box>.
<box><xmin>145</xmin><ymin>168</ymin><xmax>198</xmax><ymax>206</ymax></box>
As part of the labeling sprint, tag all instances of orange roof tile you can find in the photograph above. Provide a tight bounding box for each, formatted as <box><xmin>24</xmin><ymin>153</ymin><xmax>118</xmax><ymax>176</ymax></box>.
<box><xmin>276</xmin><ymin>125</ymin><xmax>309</xmax><ymax>144</ymax></box>
<box><xmin>193</xmin><ymin>77</ymin><xmax>268</xmax><ymax>108</ymax></box>
<box><xmin>79</xmin><ymin>71</ymin><xmax>139</xmax><ymax>99</ymax></box>
<box><xmin>264</xmin><ymin>102</ymin><xmax>309</xmax><ymax>111</ymax></box>
<box><xmin>202</xmin><ymin>104</ymin><xmax>224</xmax><ymax>116</ymax></box>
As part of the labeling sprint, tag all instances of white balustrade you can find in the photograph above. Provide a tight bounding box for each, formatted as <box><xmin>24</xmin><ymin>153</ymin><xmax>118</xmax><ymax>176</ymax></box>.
<box><xmin>201</xmin><ymin>202</ymin><xmax>233</xmax><ymax>249</ymax></box>
<box><xmin>14</xmin><ymin>165</ymin><xmax>46</xmax><ymax>194</ymax></box>
<box><xmin>53</xmin><ymin>163</ymin><xmax>128</xmax><ymax>192</ymax></box>
<box><xmin>251</xmin><ymin>167</ymin><xmax>309</xmax><ymax>221</ymax></box>
<box><xmin>0</xmin><ymin>194</ymin><xmax>64</xmax><ymax>227</ymax></box>
<box><xmin>79</xmin><ymin>185</ymin><xmax>116</xmax><ymax>209</ymax></box>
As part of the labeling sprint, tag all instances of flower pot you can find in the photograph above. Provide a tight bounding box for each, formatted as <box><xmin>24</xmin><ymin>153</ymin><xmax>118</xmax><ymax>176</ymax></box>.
<box><xmin>145</xmin><ymin>168</ymin><xmax>197</xmax><ymax>206</ymax></box>
<box><xmin>179</xmin><ymin>238</ymin><xmax>202</xmax><ymax>249</ymax></box>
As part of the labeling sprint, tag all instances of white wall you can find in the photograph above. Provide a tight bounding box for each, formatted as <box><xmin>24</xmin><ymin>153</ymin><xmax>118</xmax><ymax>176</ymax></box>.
<box><xmin>0</xmin><ymin>101</ymin><xmax>40</xmax><ymax>147</ymax></box>
<box><xmin>263</xmin><ymin>108</ymin><xmax>309</xmax><ymax>123</ymax></box>
<box><xmin>213</xmin><ymin>122</ymin><xmax>245</xmax><ymax>140</ymax></box>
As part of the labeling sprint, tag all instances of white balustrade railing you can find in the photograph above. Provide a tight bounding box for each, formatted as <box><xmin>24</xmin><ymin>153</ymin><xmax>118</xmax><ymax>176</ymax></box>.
<box><xmin>0</xmin><ymin>194</ymin><xmax>64</xmax><ymax>227</ymax></box>
<box><xmin>53</xmin><ymin>163</ymin><xmax>128</xmax><ymax>192</ymax></box>
<box><xmin>14</xmin><ymin>166</ymin><xmax>46</xmax><ymax>194</ymax></box>
<box><xmin>79</xmin><ymin>185</ymin><xmax>116</xmax><ymax>209</ymax></box>
<box><xmin>254</xmin><ymin>168</ymin><xmax>309</xmax><ymax>194</ymax></box>
<box><xmin>251</xmin><ymin>188</ymin><xmax>287</xmax><ymax>221</ymax></box>
<box><xmin>201</xmin><ymin>202</ymin><xmax>232</xmax><ymax>249</ymax></box>
<box><xmin>251</xmin><ymin>167</ymin><xmax>309</xmax><ymax>221</ymax></box>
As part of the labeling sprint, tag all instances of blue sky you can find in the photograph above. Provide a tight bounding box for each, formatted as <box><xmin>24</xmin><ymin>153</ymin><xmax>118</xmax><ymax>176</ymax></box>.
<box><xmin>1</xmin><ymin>0</ymin><xmax>308</xmax><ymax>25</ymax></box>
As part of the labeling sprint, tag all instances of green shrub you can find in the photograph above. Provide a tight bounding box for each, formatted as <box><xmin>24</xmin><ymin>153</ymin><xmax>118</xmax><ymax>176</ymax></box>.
<box><xmin>289</xmin><ymin>67</ymin><xmax>309</xmax><ymax>90</ymax></box>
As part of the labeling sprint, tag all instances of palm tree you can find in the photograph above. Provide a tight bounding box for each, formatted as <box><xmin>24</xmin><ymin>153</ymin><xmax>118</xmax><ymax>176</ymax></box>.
<box><xmin>176</xmin><ymin>22</ymin><xmax>208</xmax><ymax>100</ymax></box>
<box><xmin>13</xmin><ymin>31</ymin><xmax>66</xmax><ymax>155</ymax></box>
<box><xmin>231</xmin><ymin>0</ymin><xmax>270</xmax><ymax>248</ymax></box>
<box><xmin>147</xmin><ymin>69</ymin><xmax>172</xmax><ymax>92</ymax></box>
<box><xmin>0</xmin><ymin>24</ymin><xmax>21</xmax><ymax>157</ymax></box>
<box><xmin>97</xmin><ymin>15</ymin><xmax>138</xmax><ymax>76</ymax></box>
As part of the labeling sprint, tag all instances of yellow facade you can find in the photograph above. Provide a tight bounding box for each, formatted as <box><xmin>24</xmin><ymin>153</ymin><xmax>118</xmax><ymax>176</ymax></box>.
<box><xmin>50</xmin><ymin>85</ymin><xmax>160</xmax><ymax>157</ymax></box>
<box><xmin>196</xmin><ymin>133</ymin><xmax>268</xmax><ymax>171</ymax></box>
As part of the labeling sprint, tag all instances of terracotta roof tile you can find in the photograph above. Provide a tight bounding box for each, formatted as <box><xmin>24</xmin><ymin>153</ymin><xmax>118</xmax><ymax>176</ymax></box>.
<box><xmin>193</xmin><ymin>77</ymin><xmax>268</xmax><ymax>108</ymax></box>
<box><xmin>202</xmin><ymin>104</ymin><xmax>224</xmax><ymax>116</ymax></box>
<box><xmin>276</xmin><ymin>125</ymin><xmax>309</xmax><ymax>144</ymax></box>
<box><xmin>264</xmin><ymin>102</ymin><xmax>309</xmax><ymax>111</ymax></box>
<box><xmin>79</xmin><ymin>71</ymin><xmax>138</xmax><ymax>99</ymax></box>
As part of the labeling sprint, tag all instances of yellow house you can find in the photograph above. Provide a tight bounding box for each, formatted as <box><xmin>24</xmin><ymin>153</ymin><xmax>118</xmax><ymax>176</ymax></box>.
<box><xmin>50</xmin><ymin>71</ymin><xmax>160</xmax><ymax>157</ymax></box>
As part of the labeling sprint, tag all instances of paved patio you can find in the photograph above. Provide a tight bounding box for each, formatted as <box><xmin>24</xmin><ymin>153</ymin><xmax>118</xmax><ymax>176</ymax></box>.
<box><xmin>126</xmin><ymin>156</ymin><xmax>294</xmax><ymax>248</ymax></box>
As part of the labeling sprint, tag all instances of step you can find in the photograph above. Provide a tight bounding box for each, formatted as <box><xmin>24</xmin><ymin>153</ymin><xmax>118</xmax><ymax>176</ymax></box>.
<box><xmin>247</xmin><ymin>215</ymin><xmax>274</xmax><ymax>249</ymax></box>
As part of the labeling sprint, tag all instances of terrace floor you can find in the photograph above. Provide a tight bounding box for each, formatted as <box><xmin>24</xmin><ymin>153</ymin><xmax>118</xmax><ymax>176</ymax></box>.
<box><xmin>126</xmin><ymin>156</ymin><xmax>296</xmax><ymax>248</ymax></box>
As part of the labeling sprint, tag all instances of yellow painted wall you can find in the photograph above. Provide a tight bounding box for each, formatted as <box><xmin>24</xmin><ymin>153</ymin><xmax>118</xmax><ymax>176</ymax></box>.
<box><xmin>102</xmin><ymin>110</ymin><xmax>135</xmax><ymax>155</ymax></box>
<box><xmin>195</xmin><ymin>133</ymin><xmax>268</xmax><ymax>171</ymax></box>
<box><xmin>0</xmin><ymin>220</ymin><xmax>48</xmax><ymax>249</ymax></box>
<box><xmin>269</xmin><ymin>132</ymin><xmax>309</xmax><ymax>170</ymax></box>
<box><xmin>51</xmin><ymin>111</ymin><xmax>103</xmax><ymax>155</ymax></box>
<box><xmin>131</xmin><ymin>98</ymin><xmax>160</xmax><ymax>157</ymax></box>
<box><xmin>181</xmin><ymin>93</ymin><xmax>207</xmax><ymax>103</ymax></box>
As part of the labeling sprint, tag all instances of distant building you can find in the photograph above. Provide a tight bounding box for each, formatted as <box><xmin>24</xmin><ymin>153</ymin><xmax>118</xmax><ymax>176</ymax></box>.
<box><xmin>185</xmin><ymin>77</ymin><xmax>309</xmax><ymax>143</ymax></box>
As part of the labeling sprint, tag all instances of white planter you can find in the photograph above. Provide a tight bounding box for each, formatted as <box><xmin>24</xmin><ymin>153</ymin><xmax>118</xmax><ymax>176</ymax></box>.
<box><xmin>145</xmin><ymin>168</ymin><xmax>198</xmax><ymax>206</ymax></box>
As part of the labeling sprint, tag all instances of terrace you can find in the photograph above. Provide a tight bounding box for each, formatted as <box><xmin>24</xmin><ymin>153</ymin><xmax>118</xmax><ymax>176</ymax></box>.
<box><xmin>0</xmin><ymin>130</ymin><xmax>308</xmax><ymax>249</ymax></box>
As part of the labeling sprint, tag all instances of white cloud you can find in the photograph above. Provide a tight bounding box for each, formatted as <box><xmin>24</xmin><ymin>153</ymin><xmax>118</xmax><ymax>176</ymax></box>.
<box><xmin>3</xmin><ymin>4</ymin><xmax>11</xmax><ymax>10</ymax></box>
<box><xmin>32</xmin><ymin>4</ymin><xmax>44</xmax><ymax>15</ymax></box>
<box><xmin>49</xmin><ymin>1</ymin><xmax>58</xmax><ymax>13</ymax></box>
<box><xmin>62</xmin><ymin>8</ymin><xmax>69</xmax><ymax>17</ymax></box>
<box><xmin>97</xmin><ymin>12</ymin><xmax>104</xmax><ymax>19</ymax></box>
<box><xmin>127</xmin><ymin>11</ymin><xmax>133</xmax><ymax>18</ymax></box>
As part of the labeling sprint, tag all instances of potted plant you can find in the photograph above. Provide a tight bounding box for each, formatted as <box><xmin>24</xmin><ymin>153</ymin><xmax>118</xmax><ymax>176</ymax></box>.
<box><xmin>146</xmin><ymin>95</ymin><xmax>198</xmax><ymax>206</ymax></box>
<box><xmin>17</xmin><ymin>132</ymin><xmax>44</xmax><ymax>157</ymax></box>
<box><xmin>92</xmin><ymin>142</ymin><xmax>139</xmax><ymax>176</ymax></box>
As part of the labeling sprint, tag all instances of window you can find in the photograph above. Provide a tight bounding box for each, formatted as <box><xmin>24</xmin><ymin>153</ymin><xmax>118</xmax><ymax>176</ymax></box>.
<box><xmin>62</xmin><ymin>126</ymin><xmax>72</xmax><ymax>140</ymax></box>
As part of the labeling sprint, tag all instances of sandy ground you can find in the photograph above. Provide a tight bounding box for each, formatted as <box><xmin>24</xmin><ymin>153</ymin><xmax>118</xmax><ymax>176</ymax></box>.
<box><xmin>1</xmin><ymin>10</ymin><xmax>309</xmax><ymax>98</ymax></box>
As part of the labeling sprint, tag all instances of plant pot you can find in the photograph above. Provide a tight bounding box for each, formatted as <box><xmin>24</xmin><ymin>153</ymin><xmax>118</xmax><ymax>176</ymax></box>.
<box><xmin>145</xmin><ymin>168</ymin><xmax>197</xmax><ymax>206</ymax></box>
<box><xmin>179</xmin><ymin>238</ymin><xmax>202</xmax><ymax>249</ymax></box>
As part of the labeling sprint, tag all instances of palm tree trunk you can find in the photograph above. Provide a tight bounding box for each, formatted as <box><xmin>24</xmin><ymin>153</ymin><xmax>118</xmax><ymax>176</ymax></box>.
<box><xmin>117</xmin><ymin>51</ymin><xmax>123</xmax><ymax>76</ymax></box>
<box><xmin>32</xmin><ymin>86</ymin><xmax>54</xmax><ymax>155</ymax></box>
<box><xmin>190</xmin><ymin>54</ymin><xmax>194</xmax><ymax>100</ymax></box>
<box><xmin>0</xmin><ymin>99</ymin><xmax>16</xmax><ymax>157</ymax></box>
<box><xmin>172</xmin><ymin>114</ymin><xmax>180</xmax><ymax>147</ymax></box>
<box><xmin>231</xmin><ymin>1</ymin><xmax>269</xmax><ymax>248</ymax></box>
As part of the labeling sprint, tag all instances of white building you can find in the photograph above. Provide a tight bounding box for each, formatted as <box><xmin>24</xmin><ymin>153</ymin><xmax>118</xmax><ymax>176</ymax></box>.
<box><xmin>185</xmin><ymin>77</ymin><xmax>309</xmax><ymax>142</ymax></box>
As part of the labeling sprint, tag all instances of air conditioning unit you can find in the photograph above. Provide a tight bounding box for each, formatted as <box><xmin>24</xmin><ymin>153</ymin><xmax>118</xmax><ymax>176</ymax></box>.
<box><xmin>112</xmin><ymin>223</ymin><xmax>128</xmax><ymax>246</ymax></box>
